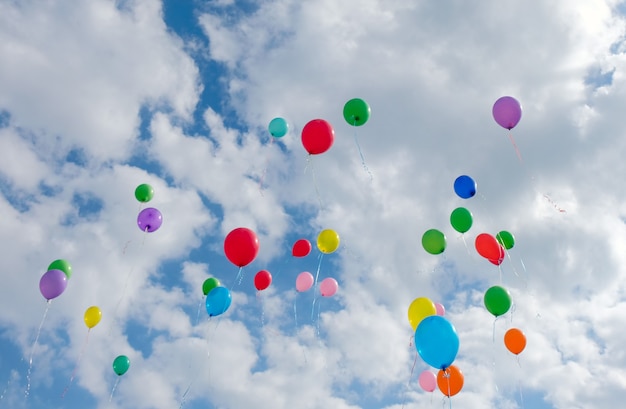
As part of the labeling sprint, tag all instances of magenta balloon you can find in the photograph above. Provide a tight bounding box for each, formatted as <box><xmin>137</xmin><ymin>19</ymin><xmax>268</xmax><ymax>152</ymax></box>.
<box><xmin>492</xmin><ymin>96</ymin><xmax>522</xmax><ymax>130</ymax></box>
<box><xmin>137</xmin><ymin>207</ymin><xmax>163</xmax><ymax>232</ymax></box>
<box><xmin>418</xmin><ymin>370</ymin><xmax>437</xmax><ymax>392</ymax></box>
<box><xmin>296</xmin><ymin>272</ymin><xmax>314</xmax><ymax>292</ymax></box>
<box><xmin>320</xmin><ymin>277</ymin><xmax>338</xmax><ymax>297</ymax></box>
<box><xmin>39</xmin><ymin>269</ymin><xmax>68</xmax><ymax>300</ymax></box>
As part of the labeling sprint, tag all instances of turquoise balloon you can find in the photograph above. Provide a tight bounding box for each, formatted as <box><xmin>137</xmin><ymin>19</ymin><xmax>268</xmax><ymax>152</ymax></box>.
<box><xmin>415</xmin><ymin>316</ymin><xmax>459</xmax><ymax>370</ymax></box>
<box><xmin>112</xmin><ymin>355</ymin><xmax>130</xmax><ymax>376</ymax></box>
<box><xmin>268</xmin><ymin>117</ymin><xmax>289</xmax><ymax>138</ymax></box>
<box><xmin>206</xmin><ymin>286</ymin><xmax>232</xmax><ymax>317</ymax></box>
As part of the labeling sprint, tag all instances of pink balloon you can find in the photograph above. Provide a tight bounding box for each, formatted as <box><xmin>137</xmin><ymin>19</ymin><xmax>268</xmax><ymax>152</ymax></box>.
<box><xmin>296</xmin><ymin>272</ymin><xmax>314</xmax><ymax>292</ymax></box>
<box><xmin>492</xmin><ymin>96</ymin><xmax>522</xmax><ymax>130</ymax></box>
<box><xmin>320</xmin><ymin>277</ymin><xmax>338</xmax><ymax>297</ymax></box>
<box><xmin>435</xmin><ymin>302</ymin><xmax>445</xmax><ymax>316</ymax></box>
<box><xmin>418</xmin><ymin>370</ymin><xmax>437</xmax><ymax>392</ymax></box>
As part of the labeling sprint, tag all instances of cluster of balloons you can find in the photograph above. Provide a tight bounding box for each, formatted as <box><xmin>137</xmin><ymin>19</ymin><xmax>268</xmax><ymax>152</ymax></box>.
<box><xmin>39</xmin><ymin>259</ymin><xmax>72</xmax><ymax>301</ymax></box>
<box><xmin>407</xmin><ymin>297</ymin><xmax>463</xmax><ymax>396</ymax></box>
<box><xmin>135</xmin><ymin>184</ymin><xmax>163</xmax><ymax>233</ymax></box>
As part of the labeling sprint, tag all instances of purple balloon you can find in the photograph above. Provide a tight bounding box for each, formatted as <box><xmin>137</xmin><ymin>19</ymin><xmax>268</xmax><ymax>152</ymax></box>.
<box><xmin>39</xmin><ymin>269</ymin><xmax>68</xmax><ymax>300</ymax></box>
<box><xmin>137</xmin><ymin>207</ymin><xmax>163</xmax><ymax>232</ymax></box>
<box><xmin>492</xmin><ymin>96</ymin><xmax>522</xmax><ymax>130</ymax></box>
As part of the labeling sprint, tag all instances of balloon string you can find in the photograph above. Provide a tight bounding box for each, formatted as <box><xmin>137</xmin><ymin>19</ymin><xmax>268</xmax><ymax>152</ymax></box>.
<box><xmin>315</xmin><ymin>298</ymin><xmax>322</xmax><ymax>338</ymax></box>
<box><xmin>399</xmin><ymin>351</ymin><xmax>419</xmax><ymax>409</ymax></box>
<box><xmin>304</xmin><ymin>155</ymin><xmax>323</xmax><ymax>211</ymax></box>
<box><xmin>446</xmin><ymin>370</ymin><xmax>452</xmax><ymax>409</ymax></box>
<box><xmin>25</xmin><ymin>300</ymin><xmax>51</xmax><ymax>398</ymax></box>
<box><xmin>108</xmin><ymin>377</ymin><xmax>120</xmax><ymax>402</ymax></box>
<box><xmin>258</xmin><ymin>138</ymin><xmax>274</xmax><ymax>196</ymax></box>
<box><xmin>61</xmin><ymin>330</ymin><xmax>91</xmax><ymax>398</ymax></box>
<box><xmin>351</xmin><ymin>125</ymin><xmax>373</xmax><ymax>180</ymax></box>
<box><xmin>257</xmin><ymin>292</ymin><xmax>265</xmax><ymax>327</ymax></box>
<box><xmin>507</xmin><ymin>132</ymin><xmax>523</xmax><ymax>163</ymax></box>
<box><xmin>311</xmin><ymin>253</ymin><xmax>324</xmax><ymax>320</ymax></box>
<box><xmin>293</xmin><ymin>298</ymin><xmax>298</xmax><ymax>330</ymax></box>
<box><xmin>234</xmin><ymin>267</ymin><xmax>244</xmax><ymax>286</ymax></box>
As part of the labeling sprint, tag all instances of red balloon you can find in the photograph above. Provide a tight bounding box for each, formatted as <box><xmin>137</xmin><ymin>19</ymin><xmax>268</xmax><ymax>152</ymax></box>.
<box><xmin>254</xmin><ymin>270</ymin><xmax>272</xmax><ymax>291</ymax></box>
<box><xmin>488</xmin><ymin>244</ymin><xmax>505</xmax><ymax>265</ymax></box>
<box><xmin>301</xmin><ymin>119</ymin><xmax>334</xmax><ymax>155</ymax></box>
<box><xmin>292</xmin><ymin>239</ymin><xmax>312</xmax><ymax>257</ymax></box>
<box><xmin>475</xmin><ymin>233</ymin><xmax>503</xmax><ymax>261</ymax></box>
<box><xmin>224</xmin><ymin>227</ymin><xmax>260</xmax><ymax>267</ymax></box>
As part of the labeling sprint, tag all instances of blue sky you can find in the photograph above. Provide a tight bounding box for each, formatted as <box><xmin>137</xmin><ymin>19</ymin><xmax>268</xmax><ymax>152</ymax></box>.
<box><xmin>1</xmin><ymin>1</ymin><xmax>626</xmax><ymax>408</ymax></box>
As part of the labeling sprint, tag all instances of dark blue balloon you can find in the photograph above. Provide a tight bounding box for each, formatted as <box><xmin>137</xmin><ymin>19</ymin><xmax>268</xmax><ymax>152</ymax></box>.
<box><xmin>414</xmin><ymin>315</ymin><xmax>459</xmax><ymax>369</ymax></box>
<box><xmin>453</xmin><ymin>175</ymin><xmax>476</xmax><ymax>199</ymax></box>
<box><xmin>206</xmin><ymin>286</ymin><xmax>232</xmax><ymax>317</ymax></box>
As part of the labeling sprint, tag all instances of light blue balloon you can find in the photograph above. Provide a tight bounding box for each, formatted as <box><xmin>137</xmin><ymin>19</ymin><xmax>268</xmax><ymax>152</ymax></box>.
<box><xmin>206</xmin><ymin>286</ymin><xmax>232</xmax><ymax>317</ymax></box>
<box><xmin>268</xmin><ymin>117</ymin><xmax>289</xmax><ymax>138</ymax></box>
<box><xmin>414</xmin><ymin>315</ymin><xmax>459</xmax><ymax>369</ymax></box>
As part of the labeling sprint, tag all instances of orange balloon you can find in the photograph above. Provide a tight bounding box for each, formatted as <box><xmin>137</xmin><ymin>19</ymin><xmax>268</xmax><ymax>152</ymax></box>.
<box><xmin>504</xmin><ymin>328</ymin><xmax>527</xmax><ymax>355</ymax></box>
<box><xmin>437</xmin><ymin>365</ymin><xmax>464</xmax><ymax>397</ymax></box>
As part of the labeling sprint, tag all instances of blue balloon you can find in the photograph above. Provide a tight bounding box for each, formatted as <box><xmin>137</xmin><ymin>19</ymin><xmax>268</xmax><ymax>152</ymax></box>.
<box><xmin>414</xmin><ymin>315</ymin><xmax>459</xmax><ymax>369</ymax></box>
<box><xmin>268</xmin><ymin>117</ymin><xmax>289</xmax><ymax>138</ymax></box>
<box><xmin>206</xmin><ymin>286</ymin><xmax>232</xmax><ymax>317</ymax></box>
<box><xmin>453</xmin><ymin>175</ymin><xmax>476</xmax><ymax>199</ymax></box>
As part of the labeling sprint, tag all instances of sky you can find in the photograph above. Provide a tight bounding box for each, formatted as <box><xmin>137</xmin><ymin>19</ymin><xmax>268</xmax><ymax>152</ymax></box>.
<box><xmin>0</xmin><ymin>0</ymin><xmax>626</xmax><ymax>408</ymax></box>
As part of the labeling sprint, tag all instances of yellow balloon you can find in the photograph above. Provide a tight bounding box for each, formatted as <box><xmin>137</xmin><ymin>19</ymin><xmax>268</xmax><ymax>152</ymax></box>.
<box><xmin>84</xmin><ymin>306</ymin><xmax>102</xmax><ymax>329</ymax></box>
<box><xmin>317</xmin><ymin>229</ymin><xmax>340</xmax><ymax>254</ymax></box>
<box><xmin>407</xmin><ymin>297</ymin><xmax>436</xmax><ymax>331</ymax></box>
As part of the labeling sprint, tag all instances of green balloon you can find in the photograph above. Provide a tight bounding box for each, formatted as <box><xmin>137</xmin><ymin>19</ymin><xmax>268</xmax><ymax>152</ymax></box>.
<box><xmin>422</xmin><ymin>229</ymin><xmax>446</xmax><ymax>255</ymax></box>
<box><xmin>483</xmin><ymin>286</ymin><xmax>512</xmax><ymax>317</ymax></box>
<box><xmin>113</xmin><ymin>355</ymin><xmax>130</xmax><ymax>376</ymax></box>
<box><xmin>343</xmin><ymin>98</ymin><xmax>371</xmax><ymax>126</ymax></box>
<box><xmin>202</xmin><ymin>277</ymin><xmax>220</xmax><ymax>296</ymax></box>
<box><xmin>268</xmin><ymin>117</ymin><xmax>289</xmax><ymax>138</ymax></box>
<box><xmin>496</xmin><ymin>231</ymin><xmax>515</xmax><ymax>250</ymax></box>
<box><xmin>134</xmin><ymin>184</ymin><xmax>154</xmax><ymax>203</ymax></box>
<box><xmin>450</xmin><ymin>207</ymin><xmax>473</xmax><ymax>233</ymax></box>
<box><xmin>48</xmin><ymin>259</ymin><xmax>72</xmax><ymax>279</ymax></box>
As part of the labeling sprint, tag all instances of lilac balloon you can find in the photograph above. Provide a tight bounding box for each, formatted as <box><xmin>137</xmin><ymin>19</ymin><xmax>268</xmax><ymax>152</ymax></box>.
<box><xmin>418</xmin><ymin>370</ymin><xmax>437</xmax><ymax>392</ymax></box>
<box><xmin>39</xmin><ymin>269</ymin><xmax>68</xmax><ymax>300</ymax></box>
<box><xmin>492</xmin><ymin>96</ymin><xmax>522</xmax><ymax>130</ymax></box>
<box><xmin>137</xmin><ymin>207</ymin><xmax>163</xmax><ymax>232</ymax></box>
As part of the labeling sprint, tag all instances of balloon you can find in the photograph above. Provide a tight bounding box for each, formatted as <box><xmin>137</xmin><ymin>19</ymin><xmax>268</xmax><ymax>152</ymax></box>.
<box><xmin>492</xmin><ymin>96</ymin><xmax>522</xmax><ymax>130</ymax></box>
<box><xmin>112</xmin><ymin>355</ymin><xmax>130</xmax><ymax>376</ymax></box>
<box><xmin>453</xmin><ymin>175</ymin><xmax>476</xmax><ymax>199</ymax></box>
<box><xmin>268</xmin><ymin>117</ymin><xmax>289</xmax><ymax>138</ymax></box>
<box><xmin>484</xmin><ymin>285</ymin><xmax>512</xmax><ymax>317</ymax></box>
<box><xmin>137</xmin><ymin>207</ymin><xmax>163</xmax><ymax>232</ymax></box>
<box><xmin>343</xmin><ymin>98</ymin><xmax>371</xmax><ymax>126</ymax></box>
<box><xmin>504</xmin><ymin>328</ymin><xmax>527</xmax><ymax>355</ymax></box>
<box><xmin>39</xmin><ymin>269</ymin><xmax>68</xmax><ymax>300</ymax></box>
<box><xmin>437</xmin><ymin>365</ymin><xmax>464</xmax><ymax>397</ymax></box>
<box><xmin>296</xmin><ymin>272</ymin><xmax>314</xmax><ymax>292</ymax></box>
<box><xmin>475</xmin><ymin>233</ymin><xmax>504</xmax><ymax>261</ymax></box>
<box><xmin>202</xmin><ymin>277</ymin><xmax>220</xmax><ymax>296</ymax></box>
<box><xmin>435</xmin><ymin>302</ymin><xmax>445</xmax><ymax>316</ymax></box>
<box><xmin>320</xmin><ymin>277</ymin><xmax>338</xmax><ymax>297</ymax></box>
<box><xmin>301</xmin><ymin>119</ymin><xmax>334</xmax><ymax>155</ymax></box>
<box><xmin>47</xmin><ymin>259</ymin><xmax>72</xmax><ymax>279</ymax></box>
<box><xmin>408</xmin><ymin>297</ymin><xmax>437</xmax><ymax>331</ymax></box>
<box><xmin>134</xmin><ymin>183</ymin><xmax>154</xmax><ymax>203</ymax></box>
<box><xmin>292</xmin><ymin>239</ymin><xmax>312</xmax><ymax>257</ymax></box>
<box><xmin>422</xmin><ymin>229</ymin><xmax>446</xmax><ymax>255</ymax></box>
<box><xmin>449</xmin><ymin>207</ymin><xmax>473</xmax><ymax>233</ymax></box>
<box><xmin>488</xmin><ymin>251</ymin><xmax>505</xmax><ymax>266</ymax></box>
<box><xmin>317</xmin><ymin>229</ymin><xmax>340</xmax><ymax>254</ymax></box>
<box><xmin>415</xmin><ymin>316</ymin><xmax>459</xmax><ymax>370</ymax></box>
<box><xmin>418</xmin><ymin>370</ymin><xmax>437</xmax><ymax>392</ymax></box>
<box><xmin>254</xmin><ymin>270</ymin><xmax>272</xmax><ymax>291</ymax></box>
<box><xmin>224</xmin><ymin>227</ymin><xmax>260</xmax><ymax>267</ymax></box>
<box><xmin>496</xmin><ymin>230</ymin><xmax>515</xmax><ymax>250</ymax></box>
<box><xmin>84</xmin><ymin>306</ymin><xmax>102</xmax><ymax>329</ymax></box>
<box><xmin>206</xmin><ymin>286</ymin><xmax>232</xmax><ymax>317</ymax></box>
